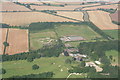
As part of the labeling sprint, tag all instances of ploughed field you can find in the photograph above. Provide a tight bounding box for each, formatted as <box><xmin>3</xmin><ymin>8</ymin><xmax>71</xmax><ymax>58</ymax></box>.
<box><xmin>110</xmin><ymin>10</ymin><xmax>120</xmax><ymax>22</ymax></box>
<box><xmin>0</xmin><ymin>28</ymin><xmax>29</xmax><ymax>55</ymax></box>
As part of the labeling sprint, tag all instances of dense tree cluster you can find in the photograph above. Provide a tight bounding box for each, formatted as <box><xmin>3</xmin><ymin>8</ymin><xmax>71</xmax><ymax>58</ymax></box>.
<box><xmin>77</xmin><ymin>40</ymin><xmax>119</xmax><ymax>78</ymax></box>
<box><xmin>78</xmin><ymin>40</ymin><xmax>119</xmax><ymax>62</ymax></box>
<box><xmin>102</xmin><ymin>65</ymin><xmax>119</xmax><ymax>78</ymax></box>
<box><xmin>11</xmin><ymin>72</ymin><xmax>54</xmax><ymax>78</ymax></box>
<box><xmin>40</xmin><ymin>39</ymin><xmax>65</xmax><ymax>57</ymax></box>
<box><xmin>68</xmin><ymin>66</ymin><xmax>96</xmax><ymax>73</ymax></box>
<box><xmin>1</xmin><ymin>51</ymin><xmax>41</xmax><ymax>62</ymax></box>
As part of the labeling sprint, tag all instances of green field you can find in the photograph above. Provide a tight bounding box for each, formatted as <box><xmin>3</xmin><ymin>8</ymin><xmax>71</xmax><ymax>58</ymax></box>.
<box><xmin>103</xmin><ymin>30</ymin><xmax>119</xmax><ymax>40</ymax></box>
<box><xmin>105</xmin><ymin>50</ymin><xmax>118</xmax><ymax>66</ymax></box>
<box><xmin>55</xmin><ymin>24</ymin><xmax>102</xmax><ymax>40</ymax></box>
<box><xmin>30</xmin><ymin>29</ymin><xmax>57</xmax><ymax>50</ymax></box>
<box><xmin>30</xmin><ymin>24</ymin><xmax>102</xmax><ymax>50</ymax></box>
<box><xmin>2</xmin><ymin>56</ymin><xmax>80</xmax><ymax>78</ymax></box>
<box><xmin>68</xmin><ymin>73</ymin><xmax>87</xmax><ymax>78</ymax></box>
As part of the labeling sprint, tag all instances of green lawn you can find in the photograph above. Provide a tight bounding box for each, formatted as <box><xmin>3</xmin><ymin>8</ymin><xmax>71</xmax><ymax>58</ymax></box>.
<box><xmin>2</xmin><ymin>56</ymin><xmax>80</xmax><ymax>78</ymax></box>
<box><xmin>103</xmin><ymin>29</ymin><xmax>119</xmax><ymax>40</ymax></box>
<box><xmin>30</xmin><ymin>29</ymin><xmax>57</xmax><ymax>50</ymax></box>
<box><xmin>55</xmin><ymin>24</ymin><xmax>102</xmax><ymax>40</ymax></box>
<box><xmin>68</xmin><ymin>73</ymin><xmax>87</xmax><ymax>78</ymax></box>
<box><xmin>105</xmin><ymin>50</ymin><xmax>118</xmax><ymax>66</ymax></box>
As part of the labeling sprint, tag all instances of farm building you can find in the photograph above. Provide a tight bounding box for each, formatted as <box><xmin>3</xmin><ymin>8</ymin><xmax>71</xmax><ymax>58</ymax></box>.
<box><xmin>86</xmin><ymin>62</ymin><xmax>103</xmax><ymax>72</ymax></box>
<box><xmin>63</xmin><ymin>48</ymin><xmax>87</xmax><ymax>61</ymax></box>
<box><xmin>95</xmin><ymin>61</ymin><xmax>101</xmax><ymax>65</ymax></box>
<box><xmin>60</xmin><ymin>36</ymin><xmax>85</xmax><ymax>42</ymax></box>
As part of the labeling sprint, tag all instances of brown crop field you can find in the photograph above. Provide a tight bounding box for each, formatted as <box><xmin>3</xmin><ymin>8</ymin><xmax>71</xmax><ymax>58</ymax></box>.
<box><xmin>57</xmin><ymin>11</ymin><xmax>84</xmax><ymax>21</ymax></box>
<box><xmin>31</xmin><ymin>3</ymin><xmax>100</xmax><ymax>11</ymax></box>
<box><xmin>1</xmin><ymin>2</ymin><xmax>31</xmax><ymax>11</ymax></box>
<box><xmin>83</xmin><ymin>4</ymin><xmax>118</xmax><ymax>10</ymax></box>
<box><xmin>5</xmin><ymin>29</ymin><xmax>29</xmax><ymax>55</ymax></box>
<box><xmin>0</xmin><ymin>28</ymin><xmax>7</xmax><ymax>55</ymax></box>
<box><xmin>88</xmin><ymin>11</ymin><xmax>119</xmax><ymax>30</ymax></box>
<box><xmin>2</xmin><ymin>12</ymin><xmax>76</xmax><ymax>26</ymax></box>
<box><xmin>110</xmin><ymin>10</ymin><xmax>120</xmax><ymax>22</ymax></box>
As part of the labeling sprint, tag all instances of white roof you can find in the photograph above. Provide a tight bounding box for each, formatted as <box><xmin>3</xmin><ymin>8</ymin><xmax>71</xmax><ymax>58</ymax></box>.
<box><xmin>95</xmin><ymin>61</ymin><xmax>101</xmax><ymax>64</ymax></box>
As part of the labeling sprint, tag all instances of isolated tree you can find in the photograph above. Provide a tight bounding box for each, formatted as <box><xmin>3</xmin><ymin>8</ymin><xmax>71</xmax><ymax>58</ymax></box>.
<box><xmin>0</xmin><ymin>68</ymin><xmax>6</xmax><ymax>74</ymax></box>
<box><xmin>27</xmin><ymin>57</ymin><xmax>34</xmax><ymax>62</ymax></box>
<box><xmin>3</xmin><ymin>42</ymin><xmax>9</xmax><ymax>47</ymax></box>
<box><xmin>32</xmin><ymin>64</ymin><xmax>39</xmax><ymax>70</ymax></box>
<box><xmin>80</xmin><ymin>61</ymin><xmax>86</xmax><ymax>67</ymax></box>
<box><xmin>65</xmin><ymin>59</ymin><xmax>72</xmax><ymax>64</ymax></box>
<box><xmin>109</xmin><ymin>55</ymin><xmax>113</xmax><ymax>60</ymax></box>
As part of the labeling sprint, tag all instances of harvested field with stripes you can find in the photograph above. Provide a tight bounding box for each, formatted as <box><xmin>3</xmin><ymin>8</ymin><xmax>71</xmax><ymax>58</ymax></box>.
<box><xmin>57</xmin><ymin>11</ymin><xmax>84</xmax><ymax>21</ymax></box>
<box><xmin>4</xmin><ymin>28</ymin><xmax>29</xmax><ymax>55</ymax></box>
<box><xmin>88</xmin><ymin>11</ymin><xmax>119</xmax><ymax>30</ymax></box>
<box><xmin>1</xmin><ymin>2</ymin><xmax>31</xmax><ymax>11</ymax></box>
<box><xmin>83</xmin><ymin>4</ymin><xmax>118</xmax><ymax>10</ymax></box>
<box><xmin>0</xmin><ymin>28</ymin><xmax>7</xmax><ymax>55</ymax></box>
<box><xmin>2</xmin><ymin>12</ymin><xmax>76</xmax><ymax>26</ymax></box>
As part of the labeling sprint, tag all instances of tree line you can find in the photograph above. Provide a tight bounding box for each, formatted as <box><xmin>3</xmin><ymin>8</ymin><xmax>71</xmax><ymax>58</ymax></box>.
<box><xmin>10</xmin><ymin>72</ymin><xmax>54</xmax><ymax>78</ymax></box>
<box><xmin>1</xmin><ymin>39</ymin><xmax>64</xmax><ymax>62</ymax></box>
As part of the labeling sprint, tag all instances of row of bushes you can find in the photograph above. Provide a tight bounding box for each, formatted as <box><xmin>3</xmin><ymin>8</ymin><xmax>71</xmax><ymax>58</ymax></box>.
<box><xmin>11</xmin><ymin>72</ymin><xmax>54</xmax><ymax>78</ymax></box>
<box><xmin>112</xmin><ymin>21</ymin><xmax>120</xmax><ymax>25</ymax></box>
<box><xmin>97</xmin><ymin>8</ymin><xmax>117</xmax><ymax>14</ymax></box>
<box><xmin>0</xmin><ymin>23</ymin><xmax>28</xmax><ymax>29</ymax></box>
